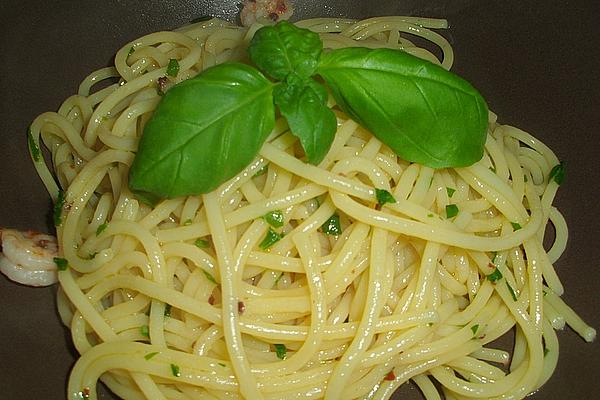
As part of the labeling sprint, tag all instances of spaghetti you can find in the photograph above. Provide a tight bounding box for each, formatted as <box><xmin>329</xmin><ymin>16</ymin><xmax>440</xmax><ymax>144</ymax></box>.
<box><xmin>28</xmin><ymin>15</ymin><xmax>595</xmax><ymax>400</ymax></box>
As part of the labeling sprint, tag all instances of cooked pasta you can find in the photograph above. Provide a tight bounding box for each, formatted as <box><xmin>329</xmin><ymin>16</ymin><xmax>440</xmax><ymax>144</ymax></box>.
<box><xmin>27</xmin><ymin>15</ymin><xmax>595</xmax><ymax>400</ymax></box>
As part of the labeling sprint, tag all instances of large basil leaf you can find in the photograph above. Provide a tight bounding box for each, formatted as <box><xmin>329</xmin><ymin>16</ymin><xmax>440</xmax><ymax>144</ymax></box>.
<box><xmin>317</xmin><ymin>48</ymin><xmax>488</xmax><ymax>168</ymax></box>
<box><xmin>273</xmin><ymin>77</ymin><xmax>337</xmax><ymax>165</ymax></box>
<box><xmin>248</xmin><ymin>20</ymin><xmax>322</xmax><ymax>81</ymax></box>
<box><xmin>128</xmin><ymin>63</ymin><xmax>274</xmax><ymax>203</ymax></box>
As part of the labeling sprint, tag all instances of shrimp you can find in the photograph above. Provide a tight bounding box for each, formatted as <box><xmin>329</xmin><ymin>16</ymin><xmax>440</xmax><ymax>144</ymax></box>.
<box><xmin>240</xmin><ymin>0</ymin><xmax>294</xmax><ymax>27</ymax></box>
<box><xmin>0</xmin><ymin>228</ymin><xmax>58</xmax><ymax>287</ymax></box>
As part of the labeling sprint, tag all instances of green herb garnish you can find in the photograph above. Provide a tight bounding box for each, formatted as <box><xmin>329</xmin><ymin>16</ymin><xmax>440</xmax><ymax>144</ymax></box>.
<box><xmin>487</xmin><ymin>268</ymin><xmax>503</xmax><ymax>283</ymax></box>
<box><xmin>511</xmin><ymin>222</ymin><xmax>522</xmax><ymax>231</ymax></box>
<box><xmin>322</xmin><ymin>213</ymin><xmax>342</xmax><ymax>236</ymax></box>
<box><xmin>27</xmin><ymin>127</ymin><xmax>41</xmax><ymax>162</ymax></box>
<box><xmin>194</xmin><ymin>238</ymin><xmax>210</xmax><ymax>248</ymax></box>
<box><xmin>144</xmin><ymin>352</ymin><xmax>159</xmax><ymax>360</ymax></box>
<box><xmin>274</xmin><ymin>343</ymin><xmax>287</xmax><ymax>360</ymax></box>
<box><xmin>53</xmin><ymin>190</ymin><xmax>66</xmax><ymax>226</ymax></box>
<box><xmin>506</xmin><ymin>282</ymin><xmax>518</xmax><ymax>301</ymax></box>
<box><xmin>446</xmin><ymin>187</ymin><xmax>456</xmax><ymax>198</ymax></box>
<box><xmin>128</xmin><ymin>21</ymin><xmax>488</xmax><ymax>203</ymax></box>
<box><xmin>263</xmin><ymin>210</ymin><xmax>284</xmax><ymax>228</ymax></box>
<box><xmin>445</xmin><ymin>204</ymin><xmax>459</xmax><ymax>219</ymax></box>
<box><xmin>375</xmin><ymin>188</ymin><xmax>397</xmax><ymax>207</ymax></box>
<box><xmin>202</xmin><ymin>269</ymin><xmax>217</xmax><ymax>284</ymax></box>
<box><xmin>140</xmin><ymin>325</ymin><xmax>150</xmax><ymax>337</ymax></box>
<box><xmin>170</xmin><ymin>363</ymin><xmax>181</xmax><ymax>377</ymax></box>
<box><xmin>254</xmin><ymin>164</ymin><xmax>268</xmax><ymax>177</ymax></box>
<box><xmin>549</xmin><ymin>161</ymin><xmax>566</xmax><ymax>185</ymax></box>
<box><xmin>96</xmin><ymin>222</ymin><xmax>108</xmax><ymax>236</ymax></box>
<box><xmin>218</xmin><ymin>362</ymin><xmax>226</xmax><ymax>367</ymax></box>
<box><xmin>166</xmin><ymin>58</ymin><xmax>180</xmax><ymax>77</ymax></box>
<box><xmin>53</xmin><ymin>257</ymin><xmax>68</xmax><ymax>271</ymax></box>
<box><xmin>183</xmin><ymin>218</ymin><xmax>193</xmax><ymax>226</ymax></box>
<box><xmin>471</xmin><ymin>324</ymin><xmax>479</xmax><ymax>336</ymax></box>
<box><xmin>273</xmin><ymin>272</ymin><xmax>284</xmax><ymax>287</ymax></box>
<box><xmin>259</xmin><ymin>228</ymin><xmax>283</xmax><ymax>250</ymax></box>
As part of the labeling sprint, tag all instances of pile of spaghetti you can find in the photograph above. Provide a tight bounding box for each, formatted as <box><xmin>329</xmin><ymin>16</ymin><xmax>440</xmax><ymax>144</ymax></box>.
<box><xmin>29</xmin><ymin>15</ymin><xmax>595</xmax><ymax>400</ymax></box>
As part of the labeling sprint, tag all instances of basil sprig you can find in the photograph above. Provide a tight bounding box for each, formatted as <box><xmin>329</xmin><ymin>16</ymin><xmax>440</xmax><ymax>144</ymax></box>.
<box><xmin>317</xmin><ymin>47</ymin><xmax>488</xmax><ymax>168</ymax></box>
<box><xmin>128</xmin><ymin>63</ymin><xmax>275</xmax><ymax>203</ymax></box>
<box><xmin>129</xmin><ymin>21</ymin><xmax>488</xmax><ymax>202</ymax></box>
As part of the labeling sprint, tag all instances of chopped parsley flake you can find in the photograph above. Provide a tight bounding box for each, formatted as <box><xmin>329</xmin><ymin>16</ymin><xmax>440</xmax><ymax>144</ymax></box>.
<box><xmin>254</xmin><ymin>164</ymin><xmax>268</xmax><ymax>177</ymax></box>
<box><xmin>259</xmin><ymin>228</ymin><xmax>283</xmax><ymax>249</ymax></box>
<box><xmin>166</xmin><ymin>58</ymin><xmax>180</xmax><ymax>77</ymax></box>
<box><xmin>202</xmin><ymin>269</ymin><xmax>217</xmax><ymax>284</ymax></box>
<box><xmin>218</xmin><ymin>362</ymin><xmax>226</xmax><ymax>367</ymax></box>
<box><xmin>144</xmin><ymin>352</ymin><xmax>159</xmax><ymax>360</ymax></box>
<box><xmin>549</xmin><ymin>161</ymin><xmax>566</xmax><ymax>185</ymax></box>
<box><xmin>445</xmin><ymin>204</ymin><xmax>459</xmax><ymax>218</ymax></box>
<box><xmin>511</xmin><ymin>222</ymin><xmax>522</xmax><ymax>231</ymax></box>
<box><xmin>170</xmin><ymin>363</ymin><xmax>181</xmax><ymax>377</ymax></box>
<box><xmin>506</xmin><ymin>282</ymin><xmax>518</xmax><ymax>301</ymax></box>
<box><xmin>27</xmin><ymin>127</ymin><xmax>41</xmax><ymax>162</ymax></box>
<box><xmin>140</xmin><ymin>325</ymin><xmax>150</xmax><ymax>337</ymax></box>
<box><xmin>446</xmin><ymin>187</ymin><xmax>456</xmax><ymax>198</ymax></box>
<box><xmin>53</xmin><ymin>190</ymin><xmax>66</xmax><ymax>227</ymax></box>
<box><xmin>96</xmin><ymin>221</ymin><xmax>108</xmax><ymax>236</ymax></box>
<box><xmin>274</xmin><ymin>343</ymin><xmax>287</xmax><ymax>360</ymax></box>
<box><xmin>375</xmin><ymin>188</ymin><xmax>396</xmax><ymax>207</ymax></box>
<box><xmin>263</xmin><ymin>210</ymin><xmax>284</xmax><ymax>228</ymax></box>
<box><xmin>321</xmin><ymin>213</ymin><xmax>342</xmax><ymax>236</ymax></box>
<box><xmin>471</xmin><ymin>324</ymin><xmax>479</xmax><ymax>336</ymax></box>
<box><xmin>273</xmin><ymin>272</ymin><xmax>284</xmax><ymax>287</ymax></box>
<box><xmin>194</xmin><ymin>238</ymin><xmax>210</xmax><ymax>248</ymax></box>
<box><xmin>54</xmin><ymin>257</ymin><xmax>68</xmax><ymax>271</ymax></box>
<box><xmin>487</xmin><ymin>268</ymin><xmax>503</xmax><ymax>283</ymax></box>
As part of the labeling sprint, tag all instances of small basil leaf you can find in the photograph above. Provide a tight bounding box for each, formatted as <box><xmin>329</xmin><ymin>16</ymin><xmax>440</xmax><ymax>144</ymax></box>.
<box><xmin>317</xmin><ymin>48</ymin><xmax>489</xmax><ymax>168</ymax></box>
<box><xmin>248</xmin><ymin>21</ymin><xmax>322</xmax><ymax>80</ymax></box>
<box><xmin>129</xmin><ymin>63</ymin><xmax>275</xmax><ymax>200</ymax></box>
<box><xmin>274</xmin><ymin>78</ymin><xmax>336</xmax><ymax>164</ymax></box>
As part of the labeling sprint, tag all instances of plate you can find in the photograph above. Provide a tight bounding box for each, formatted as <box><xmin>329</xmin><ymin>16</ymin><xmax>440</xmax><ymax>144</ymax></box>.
<box><xmin>0</xmin><ymin>1</ymin><xmax>598</xmax><ymax>399</ymax></box>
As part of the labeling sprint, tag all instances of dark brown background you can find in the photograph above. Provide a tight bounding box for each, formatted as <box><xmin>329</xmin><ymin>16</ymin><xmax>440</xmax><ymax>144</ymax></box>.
<box><xmin>0</xmin><ymin>1</ymin><xmax>598</xmax><ymax>398</ymax></box>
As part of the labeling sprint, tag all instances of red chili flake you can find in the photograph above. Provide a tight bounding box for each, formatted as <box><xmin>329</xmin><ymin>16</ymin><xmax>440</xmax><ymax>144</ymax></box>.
<box><xmin>238</xmin><ymin>301</ymin><xmax>246</xmax><ymax>314</ymax></box>
<box><xmin>384</xmin><ymin>370</ymin><xmax>396</xmax><ymax>381</ymax></box>
<box><xmin>268</xmin><ymin>12</ymin><xmax>279</xmax><ymax>21</ymax></box>
<box><xmin>208</xmin><ymin>294</ymin><xmax>215</xmax><ymax>305</ymax></box>
<box><xmin>275</xmin><ymin>0</ymin><xmax>287</xmax><ymax>13</ymax></box>
<box><xmin>157</xmin><ymin>76</ymin><xmax>168</xmax><ymax>95</ymax></box>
